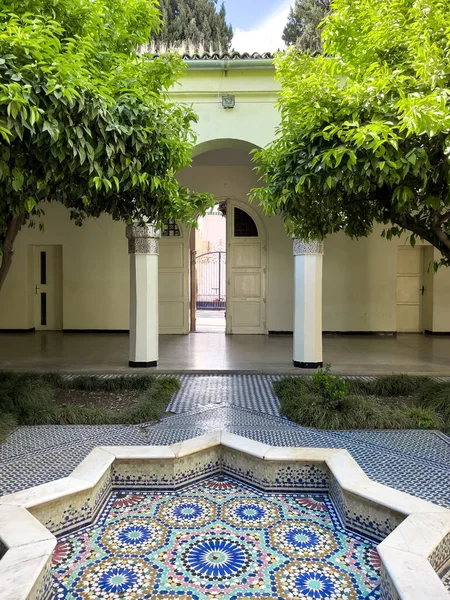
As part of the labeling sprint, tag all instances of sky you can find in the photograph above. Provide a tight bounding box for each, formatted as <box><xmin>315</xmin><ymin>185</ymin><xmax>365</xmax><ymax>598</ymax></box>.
<box><xmin>223</xmin><ymin>0</ymin><xmax>291</xmax><ymax>53</ymax></box>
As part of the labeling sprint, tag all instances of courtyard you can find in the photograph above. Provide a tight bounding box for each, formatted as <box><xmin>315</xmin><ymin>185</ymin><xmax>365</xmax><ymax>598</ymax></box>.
<box><xmin>1</xmin><ymin>0</ymin><xmax>450</xmax><ymax>596</ymax></box>
<box><xmin>2</xmin><ymin>331</ymin><xmax>450</xmax><ymax>375</ymax></box>
<box><xmin>1</xmin><ymin>372</ymin><xmax>450</xmax><ymax>597</ymax></box>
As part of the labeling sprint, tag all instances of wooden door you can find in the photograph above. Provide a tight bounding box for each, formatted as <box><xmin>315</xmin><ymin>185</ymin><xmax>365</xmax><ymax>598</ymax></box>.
<box><xmin>33</xmin><ymin>245</ymin><xmax>63</xmax><ymax>330</ymax></box>
<box><xmin>159</xmin><ymin>220</ymin><xmax>189</xmax><ymax>334</ymax></box>
<box><xmin>190</xmin><ymin>228</ymin><xmax>196</xmax><ymax>332</ymax></box>
<box><xmin>227</xmin><ymin>202</ymin><xmax>266</xmax><ymax>334</ymax></box>
<box><xmin>396</xmin><ymin>247</ymin><xmax>423</xmax><ymax>332</ymax></box>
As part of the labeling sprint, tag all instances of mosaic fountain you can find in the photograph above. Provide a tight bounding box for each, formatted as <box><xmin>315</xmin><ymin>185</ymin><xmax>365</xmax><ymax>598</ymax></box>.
<box><xmin>0</xmin><ymin>431</ymin><xmax>449</xmax><ymax>599</ymax></box>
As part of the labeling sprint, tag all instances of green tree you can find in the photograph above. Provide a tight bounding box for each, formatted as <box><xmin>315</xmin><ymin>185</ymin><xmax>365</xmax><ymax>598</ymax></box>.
<box><xmin>153</xmin><ymin>0</ymin><xmax>233</xmax><ymax>51</ymax></box>
<box><xmin>282</xmin><ymin>0</ymin><xmax>331</xmax><ymax>53</ymax></box>
<box><xmin>0</xmin><ymin>0</ymin><xmax>213</xmax><ymax>290</ymax></box>
<box><xmin>254</xmin><ymin>0</ymin><xmax>450</xmax><ymax>267</ymax></box>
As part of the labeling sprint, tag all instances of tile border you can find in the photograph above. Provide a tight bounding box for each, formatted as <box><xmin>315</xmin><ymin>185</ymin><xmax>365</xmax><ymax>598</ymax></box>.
<box><xmin>0</xmin><ymin>431</ymin><xmax>448</xmax><ymax>600</ymax></box>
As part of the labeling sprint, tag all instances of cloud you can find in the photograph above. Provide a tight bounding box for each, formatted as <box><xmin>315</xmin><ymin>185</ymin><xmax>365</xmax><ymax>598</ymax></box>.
<box><xmin>232</xmin><ymin>1</ymin><xmax>291</xmax><ymax>53</ymax></box>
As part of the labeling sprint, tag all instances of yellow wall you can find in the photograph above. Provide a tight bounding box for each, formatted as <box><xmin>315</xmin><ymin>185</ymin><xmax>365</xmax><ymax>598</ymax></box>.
<box><xmin>0</xmin><ymin>243</ymin><xmax>31</xmax><ymax>329</ymax></box>
<box><xmin>429</xmin><ymin>248</ymin><xmax>450</xmax><ymax>332</ymax></box>
<box><xmin>422</xmin><ymin>247</ymin><xmax>435</xmax><ymax>332</ymax></box>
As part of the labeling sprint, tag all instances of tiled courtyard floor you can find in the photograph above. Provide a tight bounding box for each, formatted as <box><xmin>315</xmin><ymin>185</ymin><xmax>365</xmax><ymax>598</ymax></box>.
<box><xmin>1</xmin><ymin>375</ymin><xmax>449</xmax><ymax>513</ymax></box>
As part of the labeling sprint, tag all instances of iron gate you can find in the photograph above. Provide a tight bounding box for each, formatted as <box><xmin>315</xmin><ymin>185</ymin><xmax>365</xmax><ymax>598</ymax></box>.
<box><xmin>196</xmin><ymin>251</ymin><xmax>226</xmax><ymax>310</ymax></box>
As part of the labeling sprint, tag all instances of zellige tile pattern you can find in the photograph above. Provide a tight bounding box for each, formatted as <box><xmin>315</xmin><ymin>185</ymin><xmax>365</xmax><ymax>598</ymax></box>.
<box><xmin>51</xmin><ymin>476</ymin><xmax>382</xmax><ymax>600</ymax></box>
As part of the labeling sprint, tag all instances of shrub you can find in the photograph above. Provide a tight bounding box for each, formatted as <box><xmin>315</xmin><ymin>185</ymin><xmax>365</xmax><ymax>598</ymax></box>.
<box><xmin>0</xmin><ymin>376</ymin><xmax>56</xmax><ymax>425</ymax></box>
<box><xmin>403</xmin><ymin>407</ymin><xmax>442</xmax><ymax>430</ymax></box>
<box><xmin>275</xmin><ymin>374</ymin><xmax>446</xmax><ymax>431</ymax></box>
<box><xmin>369</xmin><ymin>375</ymin><xmax>428</xmax><ymax>397</ymax></box>
<box><xmin>0</xmin><ymin>372</ymin><xmax>179</xmax><ymax>441</ymax></box>
<box><xmin>278</xmin><ymin>390</ymin><xmax>423</xmax><ymax>430</ymax></box>
<box><xmin>418</xmin><ymin>382</ymin><xmax>450</xmax><ymax>418</ymax></box>
<box><xmin>312</xmin><ymin>365</ymin><xmax>349</xmax><ymax>409</ymax></box>
<box><xmin>58</xmin><ymin>374</ymin><xmax>156</xmax><ymax>392</ymax></box>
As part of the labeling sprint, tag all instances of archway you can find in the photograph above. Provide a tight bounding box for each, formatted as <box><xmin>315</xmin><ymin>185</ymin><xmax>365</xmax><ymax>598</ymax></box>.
<box><xmin>173</xmin><ymin>138</ymin><xmax>268</xmax><ymax>335</ymax></box>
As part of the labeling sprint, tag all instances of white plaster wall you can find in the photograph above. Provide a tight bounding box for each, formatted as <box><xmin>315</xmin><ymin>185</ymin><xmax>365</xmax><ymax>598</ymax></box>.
<box><xmin>431</xmin><ymin>249</ymin><xmax>450</xmax><ymax>332</ymax></box>
<box><xmin>2</xmin><ymin>197</ymin><xmax>450</xmax><ymax>333</ymax></box>
<box><xmin>171</xmin><ymin>68</ymin><xmax>280</xmax><ymax>150</ymax></box>
<box><xmin>0</xmin><ymin>203</ymin><xmax>129</xmax><ymax>330</ymax></box>
<box><xmin>322</xmin><ymin>228</ymin><xmax>398</xmax><ymax>332</ymax></box>
<box><xmin>2</xmin><ymin>63</ymin><xmax>450</xmax><ymax>333</ymax></box>
<box><xmin>176</xmin><ymin>164</ymin><xmax>294</xmax><ymax>332</ymax></box>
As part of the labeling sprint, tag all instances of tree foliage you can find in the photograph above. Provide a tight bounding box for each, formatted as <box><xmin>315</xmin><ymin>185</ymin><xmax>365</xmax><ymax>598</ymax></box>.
<box><xmin>153</xmin><ymin>0</ymin><xmax>233</xmax><ymax>51</ymax></box>
<box><xmin>282</xmin><ymin>0</ymin><xmax>331</xmax><ymax>53</ymax></box>
<box><xmin>0</xmin><ymin>0</ymin><xmax>213</xmax><ymax>289</ymax></box>
<box><xmin>254</xmin><ymin>0</ymin><xmax>450</xmax><ymax>267</ymax></box>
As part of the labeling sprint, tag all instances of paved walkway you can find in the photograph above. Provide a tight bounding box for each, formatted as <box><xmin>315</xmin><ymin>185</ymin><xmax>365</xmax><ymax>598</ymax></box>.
<box><xmin>2</xmin><ymin>331</ymin><xmax>450</xmax><ymax>374</ymax></box>
<box><xmin>1</xmin><ymin>375</ymin><xmax>449</xmax><ymax>512</ymax></box>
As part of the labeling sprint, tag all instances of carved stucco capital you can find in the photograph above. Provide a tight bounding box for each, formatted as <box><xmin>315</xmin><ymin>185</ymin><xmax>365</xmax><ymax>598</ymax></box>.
<box><xmin>293</xmin><ymin>238</ymin><xmax>324</xmax><ymax>256</ymax></box>
<box><xmin>126</xmin><ymin>224</ymin><xmax>161</xmax><ymax>255</ymax></box>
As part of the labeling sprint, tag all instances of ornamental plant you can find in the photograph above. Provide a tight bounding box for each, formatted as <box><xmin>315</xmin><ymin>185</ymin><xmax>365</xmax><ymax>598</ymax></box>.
<box><xmin>254</xmin><ymin>0</ymin><xmax>450</xmax><ymax>267</ymax></box>
<box><xmin>0</xmin><ymin>0</ymin><xmax>213</xmax><ymax>290</ymax></box>
<box><xmin>312</xmin><ymin>365</ymin><xmax>349</xmax><ymax>409</ymax></box>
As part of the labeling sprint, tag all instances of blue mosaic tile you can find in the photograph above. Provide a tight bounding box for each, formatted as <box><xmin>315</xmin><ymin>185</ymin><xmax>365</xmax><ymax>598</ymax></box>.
<box><xmin>226</xmin><ymin>427</ymin><xmax>450</xmax><ymax>508</ymax></box>
<box><xmin>440</xmin><ymin>561</ymin><xmax>450</xmax><ymax>593</ymax></box>
<box><xmin>334</xmin><ymin>429</ymin><xmax>450</xmax><ymax>466</ymax></box>
<box><xmin>0</xmin><ymin>424</ymin><xmax>146</xmax><ymax>461</ymax></box>
<box><xmin>157</xmin><ymin>404</ymin><xmax>297</xmax><ymax>430</ymax></box>
<box><xmin>1</xmin><ymin>376</ymin><xmax>449</xmax><ymax>513</ymax></box>
<box><xmin>168</xmin><ymin>374</ymin><xmax>283</xmax><ymax>414</ymax></box>
<box><xmin>0</xmin><ymin>445</ymin><xmax>94</xmax><ymax>495</ymax></box>
<box><xmin>51</xmin><ymin>476</ymin><xmax>382</xmax><ymax>600</ymax></box>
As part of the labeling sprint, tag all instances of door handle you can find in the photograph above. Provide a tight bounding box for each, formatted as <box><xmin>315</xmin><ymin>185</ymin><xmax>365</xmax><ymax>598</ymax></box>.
<box><xmin>35</xmin><ymin>285</ymin><xmax>41</xmax><ymax>294</ymax></box>
<box><xmin>420</xmin><ymin>286</ymin><xmax>425</xmax><ymax>295</ymax></box>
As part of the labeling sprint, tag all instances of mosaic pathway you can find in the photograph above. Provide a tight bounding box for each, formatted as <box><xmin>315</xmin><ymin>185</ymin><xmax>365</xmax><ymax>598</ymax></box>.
<box><xmin>51</xmin><ymin>476</ymin><xmax>381</xmax><ymax>599</ymax></box>
<box><xmin>0</xmin><ymin>375</ymin><xmax>449</xmax><ymax>511</ymax></box>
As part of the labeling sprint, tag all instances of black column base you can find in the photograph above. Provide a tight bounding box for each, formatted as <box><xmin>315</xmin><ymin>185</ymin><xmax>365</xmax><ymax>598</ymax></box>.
<box><xmin>129</xmin><ymin>360</ymin><xmax>158</xmax><ymax>368</ymax></box>
<box><xmin>293</xmin><ymin>360</ymin><xmax>323</xmax><ymax>369</ymax></box>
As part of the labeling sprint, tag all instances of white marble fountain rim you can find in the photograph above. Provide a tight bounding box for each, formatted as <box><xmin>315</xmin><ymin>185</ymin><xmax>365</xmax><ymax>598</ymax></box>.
<box><xmin>0</xmin><ymin>430</ymin><xmax>448</xmax><ymax>600</ymax></box>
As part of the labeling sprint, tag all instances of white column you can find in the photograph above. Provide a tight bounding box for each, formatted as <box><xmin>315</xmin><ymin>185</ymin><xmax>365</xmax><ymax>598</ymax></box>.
<box><xmin>126</xmin><ymin>224</ymin><xmax>160</xmax><ymax>367</ymax></box>
<box><xmin>293</xmin><ymin>238</ymin><xmax>324</xmax><ymax>368</ymax></box>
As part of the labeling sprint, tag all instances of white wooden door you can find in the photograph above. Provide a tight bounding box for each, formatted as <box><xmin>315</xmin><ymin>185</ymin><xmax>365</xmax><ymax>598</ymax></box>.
<box><xmin>33</xmin><ymin>245</ymin><xmax>63</xmax><ymax>330</ymax></box>
<box><xmin>227</xmin><ymin>202</ymin><xmax>266</xmax><ymax>334</ymax></box>
<box><xmin>396</xmin><ymin>247</ymin><xmax>423</xmax><ymax>332</ymax></box>
<box><xmin>159</xmin><ymin>221</ymin><xmax>189</xmax><ymax>334</ymax></box>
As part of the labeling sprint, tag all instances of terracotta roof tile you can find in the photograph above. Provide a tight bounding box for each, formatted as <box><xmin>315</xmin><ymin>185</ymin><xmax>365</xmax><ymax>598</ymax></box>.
<box><xmin>182</xmin><ymin>51</ymin><xmax>274</xmax><ymax>61</ymax></box>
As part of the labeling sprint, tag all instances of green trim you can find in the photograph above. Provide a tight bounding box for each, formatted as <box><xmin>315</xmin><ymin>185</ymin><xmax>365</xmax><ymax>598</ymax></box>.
<box><xmin>185</xmin><ymin>59</ymin><xmax>274</xmax><ymax>71</ymax></box>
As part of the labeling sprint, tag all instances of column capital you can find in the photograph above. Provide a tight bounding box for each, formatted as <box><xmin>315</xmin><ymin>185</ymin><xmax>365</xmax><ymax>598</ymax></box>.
<box><xmin>293</xmin><ymin>238</ymin><xmax>324</xmax><ymax>256</ymax></box>
<box><xmin>126</xmin><ymin>224</ymin><xmax>161</xmax><ymax>255</ymax></box>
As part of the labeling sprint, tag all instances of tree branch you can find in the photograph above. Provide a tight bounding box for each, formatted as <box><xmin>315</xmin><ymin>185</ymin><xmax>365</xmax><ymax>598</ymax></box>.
<box><xmin>435</xmin><ymin>209</ymin><xmax>450</xmax><ymax>227</ymax></box>
<box><xmin>431</xmin><ymin>210</ymin><xmax>450</xmax><ymax>253</ymax></box>
<box><xmin>392</xmin><ymin>213</ymin><xmax>450</xmax><ymax>264</ymax></box>
<box><xmin>0</xmin><ymin>214</ymin><xmax>26</xmax><ymax>292</ymax></box>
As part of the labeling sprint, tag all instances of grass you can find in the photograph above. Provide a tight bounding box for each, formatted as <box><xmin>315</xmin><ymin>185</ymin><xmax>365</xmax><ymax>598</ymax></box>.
<box><xmin>0</xmin><ymin>372</ymin><xmax>180</xmax><ymax>442</ymax></box>
<box><xmin>275</xmin><ymin>372</ymin><xmax>450</xmax><ymax>431</ymax></box>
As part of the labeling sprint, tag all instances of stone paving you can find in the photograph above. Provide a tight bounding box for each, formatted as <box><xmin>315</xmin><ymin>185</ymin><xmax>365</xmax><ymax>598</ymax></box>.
<box><xmin>3</xmin><ymin>331</ymin><xmax>450</xmax><ymax>374</ymax></box>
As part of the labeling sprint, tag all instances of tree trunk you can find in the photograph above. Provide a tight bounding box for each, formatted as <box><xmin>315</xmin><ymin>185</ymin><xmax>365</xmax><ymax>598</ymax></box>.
<box><xmin>0</xmin><ymin>214</ymin><xmax>26</xmax><ymax>292</ymax></box>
